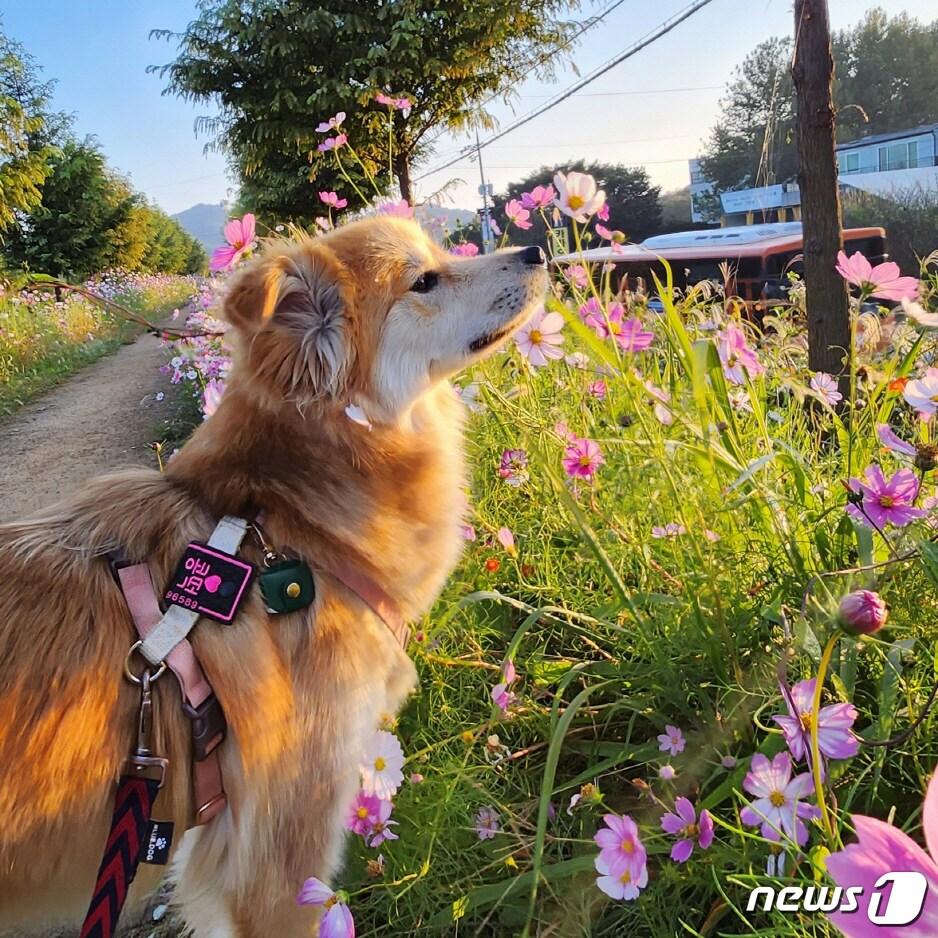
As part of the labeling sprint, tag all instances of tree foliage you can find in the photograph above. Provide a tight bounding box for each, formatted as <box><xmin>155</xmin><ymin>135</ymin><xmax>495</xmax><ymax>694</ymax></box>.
<box><xmin>154</xmin><ymin>0</ymin><xmax>579</xmax><ymax>223</ymax></box>
<box><xmin>0</xmin><ymin>29</ymin><xmax>56</xmax><ymax>231</ymax></box>
<box><xmin>700</xmin><ymin>8</ymin><xmax>938</xmax><ymax>193</ymax></box>
<box><xmin>493</xmin><ymin>160</ymin><xmax>662</xmax><ymax>249</ymax></box>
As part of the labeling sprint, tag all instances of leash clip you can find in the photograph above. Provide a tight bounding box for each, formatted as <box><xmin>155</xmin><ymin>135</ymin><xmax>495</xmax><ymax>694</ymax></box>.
<box><xmin>122</xmin><ymin>669</ymin><xmax>169</xmax><ymax>788</ymax></box>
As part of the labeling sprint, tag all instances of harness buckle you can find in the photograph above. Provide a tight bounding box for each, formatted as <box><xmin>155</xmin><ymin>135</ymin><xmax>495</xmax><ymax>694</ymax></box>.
<box><xmin>183</xmin><ymin>693</ymin><xmax>227</xmax><ymax>761</ymax></box>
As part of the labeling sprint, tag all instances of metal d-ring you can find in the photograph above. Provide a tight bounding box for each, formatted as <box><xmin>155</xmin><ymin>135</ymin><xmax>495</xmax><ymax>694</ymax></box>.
<box><xmin>123</xmin><ymin>640</ymin><xmax>168</xmax><ymax>685</ymax></box>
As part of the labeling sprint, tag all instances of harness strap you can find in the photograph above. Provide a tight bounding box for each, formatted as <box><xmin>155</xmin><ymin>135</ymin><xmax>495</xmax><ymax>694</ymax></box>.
<box><xmin>116</xmin><ymin>562</ymin><xmax>227</xmax><ymax>826</ymax></box>
<box><xmin>79</xmin><ymin>776</ymin><xmax>159</xmax><ymax>938</ymax></box>
<box><xmin>327</xmin><ymin>563</ymin><xmax>410</xmax><ymax>649</ymax></box>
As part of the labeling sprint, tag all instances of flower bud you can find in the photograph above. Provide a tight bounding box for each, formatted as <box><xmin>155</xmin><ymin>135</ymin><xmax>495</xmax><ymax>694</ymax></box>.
<box><xmin>915</xmin><ymin>443</ymin><xmax>938</xmax><ymax>472</ymax></box>
<box><xmin>837</xmin><ymin>589</ymin><xmax>888</xmax><ymax>635</ymax></box>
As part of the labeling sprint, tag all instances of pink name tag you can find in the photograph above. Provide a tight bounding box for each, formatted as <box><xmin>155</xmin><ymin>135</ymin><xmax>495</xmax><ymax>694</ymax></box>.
<box><xmin>164</xmin><ymin>543</ymin><xmax>254</xmax><ymax>623</ymax></box>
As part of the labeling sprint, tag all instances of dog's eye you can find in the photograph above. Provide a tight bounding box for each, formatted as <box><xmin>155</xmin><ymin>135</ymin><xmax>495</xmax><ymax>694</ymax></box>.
<box><xmin>410</xmin><ymin>271</ymin><xmax>439</xmax><ymax>293</ymax></box>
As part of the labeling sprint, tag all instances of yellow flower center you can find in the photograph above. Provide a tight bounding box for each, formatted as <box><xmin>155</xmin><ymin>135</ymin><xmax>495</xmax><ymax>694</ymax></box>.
<box><xmin>374</xmin><ymin>757</ymin><xmax>386</xmax><ymax>771</ymax></box>
<box><xmin>324</xmin><ymin>895</ymin><xmax>338</xmax><ymax>910</ymax></box>
<box><xmin>769</xmin><ymin>790</ymin><xmax>786</xmax><ymax>808</ymax></box>
<box><xmin>683</xmin><ymin>823</ymin><xmax>699</xmax><ymax>838</ymax></box>
<box><xmin>621</xmin><ymin>838</ymin><xmax>634</xmax><ymax>853</ymax></box>
<box><xmin>799</xmin><ymin>711</ymin><xmax>813</xmax><ymax>731</ymax></box>
<box><xmin>619</xmin><ymin>869</ymin><xmax>632</xmax><ymax>885</ymax></box>
<box><xmin>609</xmin><ymin>321</ymin><xmax>621</xmax><ymax>334</ymax></box>
<box><xmin>529</xmin><ymin>329</ymin><xmax>543</xmax><ymax>344</ymax></box>
<box><xmin>357</xmin><ymin>806</ymin><xmax>369</xmax><ymax>819</ymax></box>
<box><xmin>579</xmin><ymin>454</ymin><xmax>592</xmax><ymax>467</ymax></box>
<box><xmin>879</xmin><ymin>495</ymin><xmax>894</xmax><ymax>507</ymax></box>
<box><xmin>567</xmin><ymin>195</ymin><xmax>585</xmax><ymax>211</ymax></box>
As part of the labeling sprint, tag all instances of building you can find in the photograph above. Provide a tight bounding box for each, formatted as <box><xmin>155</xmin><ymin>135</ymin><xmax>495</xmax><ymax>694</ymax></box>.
<box><xmin>687</xmin><ymin>123</ymin><xmax>938</xmax><ymax>226</ymax></box>
<box><xmin>688</xmin><ymin>158</ymin><xmax>715</xmax><ymax>223</ymax></box>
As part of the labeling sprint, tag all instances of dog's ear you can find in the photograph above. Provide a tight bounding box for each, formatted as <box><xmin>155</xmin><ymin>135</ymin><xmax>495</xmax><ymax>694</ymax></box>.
<box><xmin>224</xmin><ymin>243</ymin><xmax>354</xmax><ymax>400</ymax></box>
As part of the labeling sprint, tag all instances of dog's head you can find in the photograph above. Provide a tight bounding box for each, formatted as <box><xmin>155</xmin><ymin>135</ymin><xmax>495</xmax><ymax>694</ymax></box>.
<box><xmin>222</xmin><ymin>216</ymin><xmax>548</xmax><ymax>419</ymax></box>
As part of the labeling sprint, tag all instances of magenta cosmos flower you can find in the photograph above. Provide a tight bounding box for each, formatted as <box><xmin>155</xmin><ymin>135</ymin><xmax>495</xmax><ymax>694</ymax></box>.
<box><xmin>490</xmin><ymin>659</ymin><xmax>517</xmax><ymax>714</ymax></box>
<box><xmin>296</xmin><ymin>877</ymin><xmax>355</xmax><ymax>938</ymax></box>
<box><xmin>825</xmin><ymin>769</ymin><xmax>938</xmax><ymax>937</ymax></box>
<box><xmin>657</xmin><ymin>724</ymin><xmax>685</xmax><ymax>756</ymax></box>
<box><xmin>505</xmin><ymin>199</ymin><xmax>532</xmax><ymax>230</ymax></box>
<box><xmin>847</xmin><ymin>464</ymin><xmax>925</xmax><ymax>528</ymax></box>
<box><xmin>317</xmin><ymin>133</ymin><xmax>348</xmax><ymax>153</ymax></box>
<box><xmin>520</xmin><ymin>184</ymin><xmax>555</xmax><ymax>211</ymax></box>
<box><xmin>450</xmin><ymin>242</ymin><xmax>479</xmax><ymax>257</ymax></box>
<box><xmin>876</xmin><ymin>423</ymin><xmax>917</xmax><ymax>457</ymax></box>
<box><xmin>561</xmin><ymin>264</ymin><xmax>589</xmax><ymax>289</ymax></box>
<box><xmin>562</xmin><ymin>435</ymin><xmax>603</xmax><ymax>480</ymax></box>
<box><xmin>717</xmin><ymin>325</ymin><xmax>765</xmax><ymax>384</ymax></box>
<box><xmin>375</xmin><ymin>92</ymin><xmax>411</xmax><ymax>112</ymax></box>
<box><xmin>554</xmin><ymin>170</ymin><xmax>606</xmax><ymax>223</ymax></box>
<box><xmin>319</xmin><ymin>191</ymin><xmax>348</xmax><ymax>210</ymax></box>
<box><xmin>836</xmin><ymin>250</ymin><xmax>919</xmax><ymax>302</ymax></box>
<box><xmin>838</xmin><ymin>589</ymin><xmax>888</xmax><ymax>635</ymax></box>
<box><xmin>594</xmin><ymin>813</ymin><xmax>647</xmax><ymax>877</ymax></box>
<box><xmin>345</xmin><ymin>790</ymin><xmax>382</xmax><ymax>836</ymax></box>
<box><xmin>773</xmin><ymin>677</ymin><xmax>859</xmax><ymax>763</ymax></box>
<box><xmin>498</xmin><ymin>448</ymin><xmax>528</xmax><ymax>486</ymax></box>
<box><xmin>741</xmin><ymin>752</ymin><xmax>819</xmax><ymax>845</ymax></box>
<box><xmin>582</xmin><ymin>301</ymin><xmax>654</xmax><ymax>352</ymax></box>
<box><xmin>210</xmin><ymin>214</ymin><xmax>256</xmax><ymax>272</ymax></box>
<box><xmin>367</xmin><ymin>798</ymin><xmax>399</xmax><ymax>847</ymax></box>
<box><xmin>660</xmin><ymin>797</ymin><xmax>714</xmax><ymax>862</ymax></box>
<box><xmin>515</xmin><ymin>308</ymin><xmax>565</xmax><ymax>367</ymax></box>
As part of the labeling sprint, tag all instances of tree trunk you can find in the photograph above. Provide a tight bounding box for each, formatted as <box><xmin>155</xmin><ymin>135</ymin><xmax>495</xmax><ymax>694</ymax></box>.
<box><xmin>791</xmin><ymin>0</ymin><xmax>850</xmax><ymax>379</ymax></box>
<box><xmin>394</xmin><ymin>154</ymin><xmax>413</xmax><ymax>206</ymax></box>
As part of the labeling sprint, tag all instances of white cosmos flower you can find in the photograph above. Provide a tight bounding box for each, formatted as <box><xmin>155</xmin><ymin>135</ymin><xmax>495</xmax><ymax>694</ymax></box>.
<box><xmin>901</xmin><ymin>297</ymin><xmax>938</xmax><ymax>329</ymax></box>
<box><xmin>553</xmin><ymin>171</ymin><xmax>606</xmax><ymax>223</ymax></box>
<box><xmin>903</xmin><ymin>369</ymin><xmax>938</xmax><ymax>417</ymax></box>
<box><xmin>359</xmin><ymin>730</ymin><xmax>404</xmax><ymax>800</ymax></box>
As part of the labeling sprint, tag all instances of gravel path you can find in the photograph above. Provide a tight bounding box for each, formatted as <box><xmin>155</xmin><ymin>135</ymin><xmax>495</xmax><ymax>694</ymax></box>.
<box><xmin>0</xmin><ymin>333</ymin><xmax>176</xmax><ymax>521</ymax></box>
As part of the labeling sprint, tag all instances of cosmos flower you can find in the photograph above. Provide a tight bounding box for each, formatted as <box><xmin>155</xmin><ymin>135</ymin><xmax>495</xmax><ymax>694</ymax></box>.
<box><xmin>505</xmin><ymin>199</ymin><xmax>532</xmax><ymax>230</ymax></box>
<box><xmin>876</xmin><ymin>423</ymin><xmax>917</xmax><ymax>457</ymax></box>
<box><xmin>773</xmin><ymin>677</ymin><xmax>860</xmax><ymax>763</ymax></box>
<box><xmin>202</xmin><ymin>379</ymin><xmax>225</xmax><ymax>418</ymax></box>
<box><xmin>846</xmin><ymin>464</ymin><xmax>925</xmax><ymax>528</ymax></box>
<box><xmin>345</xmin><ymin>790</ymin><xmax>382</xmax><ymax>836</ymax></box>
<box><xmin>657</xmin><ymin>724</ymin><xmax>685</xmax><ymax>756</ymax></box>
<box><xmin>474</xmin><ymin>806</ymin><xmax>501</xmax><ymax>840</ymax></box>
<box><xmin>317</xmin><ymin>134</ymin><xmax>348</xmax><ymax>153</ymax></box>
<box><xmin>835</xmin><ymin>250</ymin><xmax>919</xmax><ymax>302</ymax></box>
<box><xmin>210</xmin><ymin>214</ymin><xmax>256</xmax><ymax>272</ymax></box>
<box><xmin>594</xmin><ymin>852</ymin><xmax>648</xmax><ymax>901</ymax></box>
<box><xmin>900</xmin><ymin>297</ymin><xmax>938</xmax><ymax>329</ymax></box>
<box><xmin>740</xmin><ymin>752</ymin><xmax>819</xmax><ymax>845</ymax></box>
<box><xmin>582</xmin><ymin>301</ymin><xmax>654</xmax><ymax>352</ymax></box>
<box><xmin>319</xmin><ymin>191</ymin><xmax>348</xmax><ymax>210</ymax></box>
<box><xmin>837</xmin><ymin>590</ymin><xmax>888</xmax><ymax>635</ymax></box>
<box><xmin>561</xmin><ymin>264</ymin><xmax>590</xmax><ymax>289</ymax></box>
<box><xmin>451</xmin><ymin>243</ymin><xmax>480</xmax><ymax>257</ymax></box>
<box><xmin>810</xmin><ymin>372</ymin><xmax>842</xmax><ymax>407</ymax></box>
<box><xmin>903</xmin><ymin>368</ymin><xmax>938</xmax><ymax>418</ymax></box>
<box><xmin>375</xmin><ymin>92</ymin><xmax>412</xmax><ymax>113</ymax></box>
<box><xmin>515</xmin><ymin>308</ymin><xmax>565</xmax><ymax>367</ymax></box>
<box><xmin>554</xmin><ymin>171</ymin><xmax>606</xmax><ymax>223</ymax></box>
<box><xmin>660</xmin><ymin>797</ymin><xmax>714</xmax><ymax>863</ymax></box>
<box><xmin>315</xmin><ymin>112</ymin><xmax>346</xmax><ymax>132</ymax></box>
<box><xmin>359</xmin><ymin>731</ymin><xmax>405</xmax><ymax>800</ymax></box>
<box><xmin>296</xmin><ymin>878</ymin><xmax>355</xmax><ymax>938</ymax></box>
<box><xmin>562</xmin><ymin>435</ymin><xmax>603</xmax><ymax>480</ymax></box>
<box><xmin>498</xmin><ymin>449</ymin><xmax>529</xmax><ymax>486</ymax></box>
<box><xmin>367</xmin><ymin>799</ymin><xmax>399</xmax><ymax>848</ymax></box>
<box><xmin>520</xmin><ymin>185</ymin><xmax>556</xmax><ymax>210</ymax></box>
<box><xmin>717</xmin><ymin>325</ymin><xmax>765</xmax><ymax>385</ymax></box>
<box><xmin>377</xmin><ymin>199</ymin><xmax>413</xmax><ymax>218</ymax></box>
<box><xmin>490</xmin><ymin>659</ymin><xmax>517</xmax><ymax>714</ymax></box>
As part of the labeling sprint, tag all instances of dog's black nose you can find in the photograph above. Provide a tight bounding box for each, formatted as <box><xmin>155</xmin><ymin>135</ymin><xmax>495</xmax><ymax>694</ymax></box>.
<box><xmin>518</xmin><ymin>245</ymin><xmax>546</xmax><ymax>267</ymax></box>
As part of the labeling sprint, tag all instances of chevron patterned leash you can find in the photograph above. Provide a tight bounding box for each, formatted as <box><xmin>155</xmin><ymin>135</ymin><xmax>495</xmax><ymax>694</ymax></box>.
<box><xmin>78</xmin><ymin>775</ymin><xmax>160</xmax><ymax>938</ymax></box>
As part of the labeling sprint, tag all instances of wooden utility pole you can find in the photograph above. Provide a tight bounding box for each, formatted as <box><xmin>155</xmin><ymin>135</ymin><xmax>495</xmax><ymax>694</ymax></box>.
<box><xmin>791</xmin><ymin>0</ymin><xmax>850</xmax><ymax>379</ymax></box>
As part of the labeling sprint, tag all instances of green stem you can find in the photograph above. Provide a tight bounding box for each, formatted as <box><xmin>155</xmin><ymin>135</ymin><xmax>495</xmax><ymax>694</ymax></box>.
<box><xmin>810</xmin><ymin>634</ymin><xmax>839</xmax><ymax>841</ymax></box>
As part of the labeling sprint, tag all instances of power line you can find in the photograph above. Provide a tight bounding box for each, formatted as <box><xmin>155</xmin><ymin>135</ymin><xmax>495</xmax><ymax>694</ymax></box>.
<box><xmin>518</xmin><ymin>84</ymin><xmax>722</xmax><ymax>98</ymax></box>
<box><xmin>415</xmin><ymin>0</ymin><xmax>717</xmax><ymax>182</ymax></box>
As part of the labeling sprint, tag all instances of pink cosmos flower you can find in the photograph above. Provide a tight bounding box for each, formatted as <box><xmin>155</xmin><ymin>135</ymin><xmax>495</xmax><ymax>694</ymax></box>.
<box><xmin>491</xmin><ymin>659</ymin><xmax>517</xmax><ymax>714</ymax></box>
<box><xmin>520</xmin><ymin>185</ymin><xmax>556</xmax><ymax>211</ymax></box>
<box><xmin>596</xmin><ymin>202</ymin><xmax>610</xmax><ymax>222</ymax></box>
<box><xmin>903</xmin><ymin>368</ymin><xmax>938</xmax><ymax>418</ymax></box>
<box><xmin>367</xmin><ymin>799</ymin><xmax>399</xmax><ymax>848</ymax></box>
<box><xmin>657</xmin><ymin>724</ymin><xmax>685</xmax><ymax>756</ymax></box>
<box><xmin>838</xmin><ymin>590</ymin><xmax>888</xmax><ymax>635</ymax></box>
<box><xmin>554</xmin><ymin>171</ymin><xmax>606</xmax><ymax>223</ymax></box>
<box><xmin>596</xmin><ymin>223</ymin><xmax>623</xmax><ymax>242</ymax></box>
<box><xmin>583</xmin><ymin>302</ymin><xmax>654</xmax><ymax>352</ymax></box>
<box><xmin>315</xmin><ymin>112</ymin><xmax>346</xmax><ymax>133</ymax></box>
<box><xmin>515</xmin><ymin>308</ymin><xmax>565</xmax><ymax>367</ymax></box>
<box><xmin>296</xmin><ymin>877</ymin><xmax>355</xmax><ymax>938</ymax></box>
<box><xmin>317</xmin><ymin>133</ymin><xmax>348</xmax><ymax>153</ymax></box>
<box><xmin>210</xmin><ymin>214</ymin><xmax>256</xmax><ymax>272</ymax></box>
<box><xmin>651</xmin><ymin>522</ymin><xmax>686</xmax><ymax>539</ymax></box>
<box><xmin>460</xmin><ymin>524</ymin><xmax>477</xmax><ymax>541</ymax></box>
<box><xmin>496</xmin><ymin>526</ymin><xmax>515</xmax><ymax>553</ymax></box>
<box><xmin>450</xmin><ymin>243</ymin><xmax>479</xmax><ymax>257</ymax></box>
<box><xmin>645</xmin><ymin>380</ymin><xmax>673</xmax><ymax>425</ymax></box>
<box><xmin>594</xmin><ymin>814</ymin><xmax>647</xmax><ymax>898</ymax></box>
<box><xmin>825</xmin><ymin>769</ymin><xmax>938</xmax><ymax>938</ymax></box>
<box><xmin>562</xmin><ymin>436</ymin><xmax>603</xmax><ymax>480</ymax></box>
<box><xmin>876</xmin><ymin>423</ymin><xmax>917</xmax><ymax>457</ymax></box>
<box><xmin>202</xmin><ymin>379</ymin><xmax>225</xmax><ymax>418</ymax></box>
<box><xmin>741</xmin><ymin>752</ymin><xmax>819</xmax><ymax>845</ymax></box>
<box><xmin>505</xmin><ymin>199</ymin><xmax>532</xmax><ymax>230</ymax></box>
<box><xmin>836</xmin><ymin>250</ymin><xmax>919</xmax><ymax>302</ymax></box>
<box><xmin>345</xmin><ymin>790</ymin><xmax>382</xmax><ymax>836</ymax></box>
<box><xmin>474</xmin><ymin>806</ymin><xmax>501</xmax><ymax>840</ymax></box>
<box><xmin>717</xmin><ymin>325</ymin><xmax>765</xmax><ymax>384</ymax></box>
<box><xmin>810</xmin><ymin>372</ymin><xmax>842</xmax><ymax>407</ymax></box>
<box><xmin>773</xmin><ymin>677</ymin><xmax>859</xmax><ymax>763</ymax></box>
<box><xmin>498</xmin><ymin>449</ymin><xmax>528</xmax><ymax>486</ymax></box>
<box><xmin>378</xmin><ymin>199</ymin><xmax>414</xmax><ymax>218</ymax></box>
<box><xmin>319</xmin><ymin>191</ymin><xmax>348</xmax><ymax>210</ymax></box>
<box><xmin>846</xmin><ymin>464</ymin><xmax>925</xmax><ymax>528</ymax></box>
<box><xmin>561</xmin><ymin>264</ymin><xmax>590</xmax><ymax>289</ymax></box>
<box><xmin>588</xmin><ymin>380</ymin><xmax>607</xmax><ymax>400</ymax></box>
<box><xmin>375</xmin><ymin>92</ymin><xmax>412</xmax><ymax>113</ymax></box>
<box><xmin>660</xmin><ymin>797</ymin><xmax>714</xmax><ymax>863</ymax></box>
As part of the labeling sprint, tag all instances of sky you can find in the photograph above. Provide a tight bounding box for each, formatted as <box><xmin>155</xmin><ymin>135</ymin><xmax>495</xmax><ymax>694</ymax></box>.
<box><xmin>2</xmin><ymin>0</ymin><xmax>936</xmax><ymax>217</ymax></box>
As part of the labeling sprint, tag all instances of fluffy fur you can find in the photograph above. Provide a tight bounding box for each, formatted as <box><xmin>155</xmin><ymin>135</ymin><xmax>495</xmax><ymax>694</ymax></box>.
<box><xmin>0</xmin><ymin>216</ymin><xmax>546</xmax><ymax>936</ymax></box>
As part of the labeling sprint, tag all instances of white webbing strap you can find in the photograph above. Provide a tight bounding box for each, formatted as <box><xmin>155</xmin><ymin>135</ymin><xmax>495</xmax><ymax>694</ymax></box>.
<box><xmin>138</xmin><ymin>515</ymin><xmax>250</xmax><ymax>665</ymax></box>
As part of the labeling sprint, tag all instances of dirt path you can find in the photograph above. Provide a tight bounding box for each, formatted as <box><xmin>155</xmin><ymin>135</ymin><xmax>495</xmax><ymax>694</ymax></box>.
<box><xmin>0</xmin><ymin>333</ymin><xmax>177</xmax><ymax>521</ymax></box>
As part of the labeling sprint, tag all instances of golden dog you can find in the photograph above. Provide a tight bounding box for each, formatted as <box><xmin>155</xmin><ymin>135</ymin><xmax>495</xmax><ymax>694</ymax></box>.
<box><xmin>0</xmin><ymin>216</ymin><xmax>547</xmax><ymax>935</ymax></box>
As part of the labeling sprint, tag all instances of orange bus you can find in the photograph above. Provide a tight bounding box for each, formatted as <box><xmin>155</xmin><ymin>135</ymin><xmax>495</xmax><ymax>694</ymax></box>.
<box><xmin>553</xmin><ymin>222</ymin><xmax>888</xmax><ymax>309</ymax></box>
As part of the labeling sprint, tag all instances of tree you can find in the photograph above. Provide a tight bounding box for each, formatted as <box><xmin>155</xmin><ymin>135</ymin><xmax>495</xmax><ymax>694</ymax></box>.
<box><xmin>154</xmin><ymin>0</ymin><xmax>578</xmax><ymax>222</ymax></box>
<box><xmin>700</xmin><ymin>8</ymin><xmax>938</xmax><ymax>194</ymax></box>
<box><xmin>493</xmin><ymin>161</ymin><xmax>661</xmax><ymax>249</ymax></box>
<box><xmin>0</xmin><ymin>28</ymin><xmax>56</xmax><ymax>231</ymax></box>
